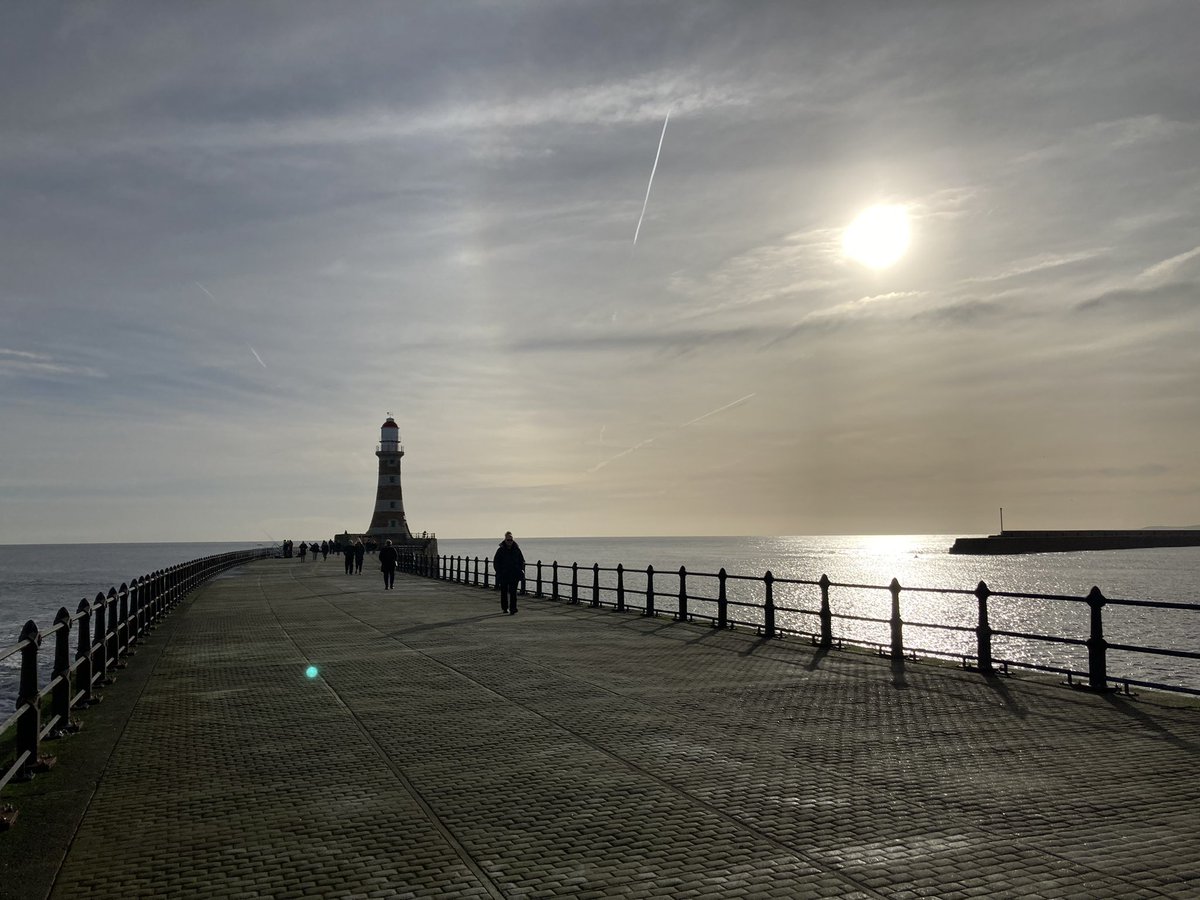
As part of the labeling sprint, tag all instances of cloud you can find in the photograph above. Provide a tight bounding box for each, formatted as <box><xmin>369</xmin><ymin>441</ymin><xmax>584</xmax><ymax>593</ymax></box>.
<box><xmin>0</xmin><ymin>348</ymin><xmax>106</xmax><ymax>380</ymax></box>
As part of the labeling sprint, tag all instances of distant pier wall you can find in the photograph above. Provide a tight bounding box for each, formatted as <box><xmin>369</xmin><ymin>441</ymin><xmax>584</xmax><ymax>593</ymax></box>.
<box><xmin>949</xmin><ymin>529</ymin><xmax>1200</xmax><ymax>555</ymax></box>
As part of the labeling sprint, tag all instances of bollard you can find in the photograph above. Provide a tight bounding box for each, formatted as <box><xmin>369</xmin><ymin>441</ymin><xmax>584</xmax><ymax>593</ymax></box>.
<box><xmin>1085</xmin><ymin>586</ymin><xmax>1109</xmax><ymax>691</ymax></box>
<box><xmin>678</xmin><ymin>567</ymin><xmax>688</xmax><ymax>622</ymax></box>
<box><xmin>16</xmin><ymin>620</ymin><xmax>41</xmax><ymax>777</ymax></box>
<box><xmin>975</xmin><ymin>581</ymin><xmax>994</xmax><ymax>674</ymax></box>
<box><xmin>889</xmin><ymin>578</ymin><xmax>905</xmax><ymax>664</ymax></box>
<box><xmin>616</xmin><ymin>564</ymin><xmax>625</xmax><ymax>612</ymax></box>
<box><xmin>646</xmin><ymin>565</ymin><xmax>655</xmax><ymax>617</ymax></box>
<box><xmin>717</xmin><ymin>568</ymin><xmax>728</xmax><ymax>629</ymax></box>
<box><xmin>592</xmin><ymin>564</ymin><xmax>600</xmax><ymax>608</ymax></box>
<box><xmin>818</xmin><ymin>574</ymin><xmax>832</xmax><ymax>648</ymax></box>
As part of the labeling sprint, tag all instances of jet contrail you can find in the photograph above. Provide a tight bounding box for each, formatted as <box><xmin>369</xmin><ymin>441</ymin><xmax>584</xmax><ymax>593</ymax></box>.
<box><xmin>587</xmin><ymin>392</ymin><xmax>756</xmax><ymax>474</ymax></box>
<box><xmin>249</xmin><ymin>346</ymin><xmax>268</xmax><ymax>368</ymax></box>
<box><xmin>633</xmin><ymin>110</ymin><xmax>671</xmax><ymax>245</ymax></box>
<box><xmin>195</xmin><ymin>282</ymin><xmax>217</xmax><ymax>303</ymax></box>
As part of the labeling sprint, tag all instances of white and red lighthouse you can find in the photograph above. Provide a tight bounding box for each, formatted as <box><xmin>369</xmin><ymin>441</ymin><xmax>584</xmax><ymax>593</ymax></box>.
<box><xmin>366</xmin><ymin>416</ymin><xmax>413</xmax><ymax>541</ymax></box>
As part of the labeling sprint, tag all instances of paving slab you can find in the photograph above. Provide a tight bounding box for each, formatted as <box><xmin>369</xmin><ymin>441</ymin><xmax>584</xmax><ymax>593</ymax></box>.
<box><xmin>2</xmin><ymin>558</ymin><xmax>1198</xmax><ymax>899</ymax></box>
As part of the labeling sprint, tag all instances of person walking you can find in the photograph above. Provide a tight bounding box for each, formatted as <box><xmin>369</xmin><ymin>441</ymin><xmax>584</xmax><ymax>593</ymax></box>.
<box><xmin>343</xmin><ymin>541</ymin><xmax>354</xmax><ymax>575</ymax></box>
<box><xmin>298</xmin><ymin>541</ymin><xmax>308</xmax><ymax>561</ymax></box>
<box><xmin>379</xmin><ymin>539</ymin><xmax>398</xmax><ymax>590</ymax></box>
<box><xmin>321</xmin><ymin>540</ymin><xmax>329</xmax><ymax>561</ymax></box>
<box><xmin>493</xmin><ymin>531</ymin><xmax>525</xmax><ymax>615</ymax></box>
<box><xmin>353</xmin><ymin>540</ymin><xmax>365</xmax><ymax>574</ymax></box>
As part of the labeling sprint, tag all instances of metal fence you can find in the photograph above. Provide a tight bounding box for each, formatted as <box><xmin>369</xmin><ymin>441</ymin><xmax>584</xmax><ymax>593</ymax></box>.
<box><xmin>405</xmin><ymin>552</ymin><xmax>1200</xmax><ymax>698</ymax></box>
<box><xmin>0</xmin><ymin>547</ymin><xmax>273</xmax><ymax>811</ymax></box>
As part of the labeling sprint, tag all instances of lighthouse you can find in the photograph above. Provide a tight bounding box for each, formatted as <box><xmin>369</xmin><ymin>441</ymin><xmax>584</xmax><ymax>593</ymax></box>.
<box><xmin>366</xmin><ymin>416</ymin><xmax>413</xmax><ymax>540</ymax></box>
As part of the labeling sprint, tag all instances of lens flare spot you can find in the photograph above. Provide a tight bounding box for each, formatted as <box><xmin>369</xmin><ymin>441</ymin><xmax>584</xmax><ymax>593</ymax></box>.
<box><xmin>305</xmin><ymin>665</ymin><xmax>319</xmax><ymax>679</ymax></box>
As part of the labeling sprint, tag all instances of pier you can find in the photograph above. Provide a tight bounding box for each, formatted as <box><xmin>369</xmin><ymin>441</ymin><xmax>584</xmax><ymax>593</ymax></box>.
<box><xmin>2</xmin><ymin>559</ymin><xmax>1199</xmax><ymax>898</ymax></box>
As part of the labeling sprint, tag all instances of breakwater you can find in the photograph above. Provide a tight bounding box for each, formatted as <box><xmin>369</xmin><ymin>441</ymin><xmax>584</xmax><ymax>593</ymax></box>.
<box><xmin>950</xmin><ymin>529</ymin><xmax>1200</xmax><ymax>554</ymax></box>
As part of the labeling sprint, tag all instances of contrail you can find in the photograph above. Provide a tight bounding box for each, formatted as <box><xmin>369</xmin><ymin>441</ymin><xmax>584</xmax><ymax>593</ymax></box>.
<box><xmin>633</xmin><ymin>110</ymin><xmax>671</xmax><ymax>245</ymax></box>
<box><xmin>587</xmin><ymin>392</ymin><xmax>756</xmax><ymax>474</ymax></box>
<box><xmin>249</xmin><ymin>346</ymin><xmax>268</xmax><ymax>368</ymax></box>
<box><xmin>195</xmin><ymin>282</ymin><xmax>217</xmax><ymax>303</ymax></box>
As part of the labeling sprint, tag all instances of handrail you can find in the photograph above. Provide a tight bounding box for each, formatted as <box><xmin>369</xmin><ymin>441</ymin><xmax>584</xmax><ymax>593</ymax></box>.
<box><xmin>401</xmin><ymin>552</ymin><xmax>1200</xmax><ymax>698</ymax></box>
<box><xmin>0</xmin><ymin>547</ymin><xmax>275</xmax><ymax>805</ymax></box>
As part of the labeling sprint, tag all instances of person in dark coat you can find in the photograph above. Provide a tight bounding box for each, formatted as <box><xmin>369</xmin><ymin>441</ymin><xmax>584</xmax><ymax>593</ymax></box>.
<box><xmin>379</xmin><ymin>539</ymin><xmax>398</xmax><ymax>590</ymax></box>
<box><xmin>298</xmin><ymin>541</ymin><xmax>308</xmax><ymax>561</ymax></box>
<box><xmin>321</xmin><ymin>540</ymin><xmax>329</xmax><ymax>560</ymax></box>
<box><xmin>343</xmin><ymin>542</ymin><xmax>354</xmax><ymax>575</ymax></box>
<box><xmin>493</xmin><ymin>531</ymin><xmax>525</xmax><ymax>615</ymax></box>
<box><xmin>353</xmin><ymin>540</ymin><xmax>365</xmax><ymax>574</ymax></box>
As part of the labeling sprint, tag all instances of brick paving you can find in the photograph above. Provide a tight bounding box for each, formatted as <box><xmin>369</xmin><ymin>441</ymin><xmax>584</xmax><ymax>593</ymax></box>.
<box><xmin>3</xmin><ymin>558</ymin><xmax>1199</xmax><ymax>899</ymax></box>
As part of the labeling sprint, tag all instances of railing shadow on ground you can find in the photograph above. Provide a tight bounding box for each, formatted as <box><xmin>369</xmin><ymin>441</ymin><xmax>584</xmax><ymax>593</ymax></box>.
<box><xmin>408</xmin><ymin>551</ymin><xmax>1200</xmax><ymax>700</ymax></box>
<box><xmin>0</xmin><ymin>547</ymin><xmax>275</xmax><ymax>824</ymax></box>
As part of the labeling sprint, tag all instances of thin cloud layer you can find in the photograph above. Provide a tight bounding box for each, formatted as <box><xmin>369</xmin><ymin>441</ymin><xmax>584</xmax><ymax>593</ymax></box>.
<box><xmin>1</xmin><ymin>1</ymin><xmax>1199</xmax><ymax>542</ymax></box>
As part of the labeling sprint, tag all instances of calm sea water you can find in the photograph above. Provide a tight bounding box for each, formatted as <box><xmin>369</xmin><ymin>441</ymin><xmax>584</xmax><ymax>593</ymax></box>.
<box><xmin>2</xmin><ymin>536</ymin><xmax>1198</xmax><ymax>707</ymax></box>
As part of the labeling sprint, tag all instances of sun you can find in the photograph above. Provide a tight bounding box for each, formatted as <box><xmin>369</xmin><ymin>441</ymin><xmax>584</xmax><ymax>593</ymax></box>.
<box><xmin>843</xmin><ymin>204</ymin><xmax>911</xmax><ymax>269</ymax></box>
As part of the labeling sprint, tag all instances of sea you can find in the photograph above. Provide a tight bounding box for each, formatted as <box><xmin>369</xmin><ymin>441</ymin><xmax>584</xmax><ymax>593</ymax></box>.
<box><xmin>2</xmin><ymin>536</ymin><xmax>1198</xmax><ymax>708</ymax></box>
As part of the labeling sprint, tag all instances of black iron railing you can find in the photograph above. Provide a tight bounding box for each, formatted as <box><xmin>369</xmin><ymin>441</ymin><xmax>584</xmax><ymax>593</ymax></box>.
<box><xmin>0</xmin><ymin>547</ymin><xmax>274</xmax><ymax>811</ymax></box>
<box><xmin>401</xmin><ymin>552</ymin><xmax>1200</xmax><ymax>698</ymax></box>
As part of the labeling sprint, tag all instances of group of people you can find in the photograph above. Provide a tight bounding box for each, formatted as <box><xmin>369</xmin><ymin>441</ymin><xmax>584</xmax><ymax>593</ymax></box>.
<box><xmin>284</xmin><ymin>531</ymin><xmax>527</xmax><ymax>615</ymax></box>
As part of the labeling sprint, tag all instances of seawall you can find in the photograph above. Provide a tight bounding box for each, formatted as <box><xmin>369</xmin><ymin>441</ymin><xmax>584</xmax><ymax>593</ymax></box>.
<box><xmin>950</xmin><ymin>529</ymin><xmax>1200</xmax><ymax>554</ymax></box>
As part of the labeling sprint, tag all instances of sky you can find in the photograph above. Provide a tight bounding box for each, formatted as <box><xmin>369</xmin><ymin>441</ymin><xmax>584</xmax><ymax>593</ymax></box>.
<box><xmin>2</xmin><ymin>1</ymin><xmax>1199</xmax><ymax>543</ymax></box>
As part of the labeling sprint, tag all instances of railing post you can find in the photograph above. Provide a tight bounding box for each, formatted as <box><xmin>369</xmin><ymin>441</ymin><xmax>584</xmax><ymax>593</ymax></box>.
<box><xmin>76</xmin><ymin>598</ymin><xmax>93</xmax><ymax>706</ymax></box>
<box><xmin>616</xmin><ymin>564</ymin><xmax>625</xmax><ymax>612</ymax></box>
<box><xmin>818</xmin><ymin>574</ymin><xmax>832</xmax><ymax>647</ymax></box>
<box><xmin>717</xmin><ymin>568</ymin><xmax>728</xmax><ymax>628</ymax></box>
<box><xmin>592</xmin><ymin>564</ymin><xmax>600</xmax><ymax>608</ymax></box>
<box><xmin>678</xmin><ymin>567</ymin><xmax>688</xmax><ymax>622</ymax></box>
<box><xmin>889</xmin><ymin>578</ymin><xmax>904</xmax><ymax>663</ymax></box>
<box><xmin>571</xmin><ymin>563</ymin><xmax>579</xmax><ymax>605</ymax></box>
<box><xmin>975</xmin><ymin>581</ymin><xmax>994</xmax><ymax>674</ymax></box>
<box><xmin>536</xmin><ymin>560</ymin><xmax>544</xmax><ymax>598</ymax></box>
<box><xmin>763</xmin><ymin>571</ymin><xmax>775</xmax><ymax>638</ymax></box>
<box><xmin>51</xmin><ymin>607</ymin><xmax>73</xmax><ymax>735</ymax></box>
<box><xmin>117</xmin><ymin>582</ymin><xmax>129</xmax><ymax>656</ymax></box>
<box><xmin>17</xmin><ymin>620</ymin><xmax>41</xmax><ymax>777</ymax></box>
<box><xmin>94</xmin><ymin>591</ymin><xmax>111</xmax><ymax>685</ymax></box>
<box><xmin>484</xmin><ymin>558</ymin><xmax>491</xmax><ymax>589</ymax></box>
<box><xmin>106</xmin><ymin>587</ymin><xmax>119</xmax><ymax>669</ymax></box>
<box><xmin>473</xmin><ymin>556</ymin><xmax>479</xmax><ymax>587</ymax></box>
<box><xmin>1086</xmin><ymin>586</ymin><xmax>1109</xmax><ymax>691</ymax></box>
<box><xmin>645</xmin><ymin>565</ymin><xmax>655</xmax><ymax>617</ymax></box>
<box><xmin>552</xmin><ymin>562</ymin><xmax>559</xmax><ymax>602</ymax></box>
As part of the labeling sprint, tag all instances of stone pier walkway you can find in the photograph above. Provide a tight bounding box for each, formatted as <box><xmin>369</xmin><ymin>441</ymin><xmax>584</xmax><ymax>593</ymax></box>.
<box><xmin>2</xmin><ymin>559</ymin><xmax>1198</xmax><ymax>899</ymax></box>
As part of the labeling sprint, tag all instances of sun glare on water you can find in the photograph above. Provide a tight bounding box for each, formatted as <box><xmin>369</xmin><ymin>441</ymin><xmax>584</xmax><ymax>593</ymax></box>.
<box><xmin>843</xmin><ymin>204</ymin><xmax>911</xmax><ymax>269</ymax></box>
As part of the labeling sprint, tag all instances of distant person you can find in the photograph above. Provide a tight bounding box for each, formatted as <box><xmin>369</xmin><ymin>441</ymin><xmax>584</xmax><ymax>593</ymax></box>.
<box><xmin>312</xmin><ymin>542</ymin><xmax>320</xmax><ymax>561</ymax></box>
<box><xmin>343</xmin><ymin>542</ymin><xmax>355</xmax><ymax>575</ymax></box>
<box><xmin>354</xmin><ymin>540</ymin><xmax>365</xmax><ymax>574</ymax></box>
<box><xmin>494</xmin><ymin>531</ymin><xmax>525</xmax><ymax>615</ymax></box>
<box><xmin>379</xmin><ymin>539</ymin><xmax>398</xmax><ymax>590</ymax></box>
<box><xmin>321</xmin><ymin>540</ymin><xmax>329</xmax><ymax>560</ymax></box>
<box><xmin>298</xmin><ymin>541</ymin><xmax>308</xmax><ymax>561</ymax></box>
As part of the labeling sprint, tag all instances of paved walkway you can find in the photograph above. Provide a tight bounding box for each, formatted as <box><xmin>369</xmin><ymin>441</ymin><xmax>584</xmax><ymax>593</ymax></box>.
<box><xmin>2</xmin><ymin>559</ymin><xmax>1199</xmax><ymax>899</ymax></box>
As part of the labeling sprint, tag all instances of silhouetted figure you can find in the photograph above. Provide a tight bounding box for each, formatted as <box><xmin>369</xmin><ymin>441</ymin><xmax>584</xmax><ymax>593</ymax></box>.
<box><xmin>311</xmin><ymin>541</ymin><xmax>320</xmax><ymax>561</ymax></box>
<box><xmin>343</xmin><ymin>542</ymin><xmax>354</xmax><ymax>575</ymax></box>
<box><xmin>321</xmin><ymin>540</ymin><xmax>329</xmax><ymax>560</ymax></box>
<box><xmin>298</xmin><ymin>541</ymin><xmax>308</xmax><ymax>561</ymax></box>
<box><xmin>379</xmin><ymin>539</ymin><xmax>398</xmax><ymax>590</ymax></box>
<box><xmin>354</xmin><ymin>540</ymin><xmax>365</xmax><ymax>574</ymax></box>
<box><xmin>494</xmin><ymin>531</ymin><xmax>525</xmax><ymax>615</ymax></box>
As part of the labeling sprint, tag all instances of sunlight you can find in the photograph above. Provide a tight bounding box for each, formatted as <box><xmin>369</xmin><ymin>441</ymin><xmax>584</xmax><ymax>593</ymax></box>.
<box><xmin>843</xmin><ymin>204</ymin><xmax>911</xmax><ymax>268</ymax></box>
